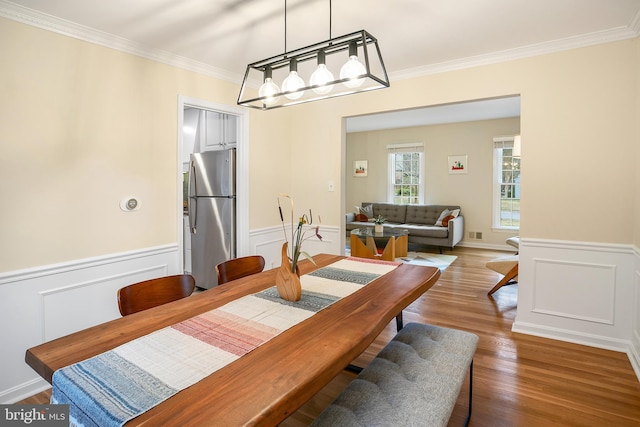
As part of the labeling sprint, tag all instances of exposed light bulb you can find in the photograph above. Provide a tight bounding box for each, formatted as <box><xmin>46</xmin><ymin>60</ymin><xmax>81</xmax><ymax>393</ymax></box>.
<box><xmin>282</xmin><ymin>59</ymin><xmax>305</xmax><ymax>100</ymax></box>
<box><xmin>340</xmin><ymin>55</ymin><xmax>366</xmax><ymax>88</ymax></box>
<box><xmin>310</xmin><ymin>50</ymin><xmax>334</xmax><ymax>95</ymax></box>
<box><xmin>258</xmin><ymin>66</ymin><xmax>280</xmax><ymax>105</ymax></box>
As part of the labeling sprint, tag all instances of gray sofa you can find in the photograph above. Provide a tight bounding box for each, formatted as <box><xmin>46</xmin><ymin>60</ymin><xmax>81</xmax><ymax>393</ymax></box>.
<box><xmin>346</xmin><ymin>202</ymin><xmax>464</xmax><ymax>250</ymax></box>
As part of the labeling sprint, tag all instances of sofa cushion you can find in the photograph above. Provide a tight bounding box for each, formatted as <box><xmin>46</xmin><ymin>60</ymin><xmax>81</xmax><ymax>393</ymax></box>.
<box><xmin>405</xmin><ymin>205</ymin><xmax>460</xmax><ymax>226</ymax></box>
<box><xmin>369</xmin><ymin>203</ymin><xmax>407</xmax><ymax>224</ymax></box>
<box><xmin>401</xmin><ymin>224</ymin><xmax>449</xmax><ymax>239</ymax></box>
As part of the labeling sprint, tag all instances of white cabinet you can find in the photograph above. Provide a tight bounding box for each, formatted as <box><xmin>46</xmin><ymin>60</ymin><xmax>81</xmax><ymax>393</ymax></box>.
<box><xmin>204</xmin><ymin>112</ymin><xmax>237</xmax><ymax>150</ymax></box>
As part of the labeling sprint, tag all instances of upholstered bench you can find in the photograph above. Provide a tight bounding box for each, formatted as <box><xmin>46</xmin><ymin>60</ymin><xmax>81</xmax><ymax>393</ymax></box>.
<box><xmin>311</xmin><ymin>323</ymin><xmax>479</xmax><ymax>427</ymax></box>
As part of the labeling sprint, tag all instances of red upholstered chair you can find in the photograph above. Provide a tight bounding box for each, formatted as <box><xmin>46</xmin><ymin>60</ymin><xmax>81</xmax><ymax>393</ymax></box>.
<box><xmin>215</xmin><ymin>256</ymin><xmax>266</xmax><ymax>285</ymax></box>
<box><xmin>117</xmin><ymin>274</ymin><xmax>196</xmax><ymax>316</ymax></box>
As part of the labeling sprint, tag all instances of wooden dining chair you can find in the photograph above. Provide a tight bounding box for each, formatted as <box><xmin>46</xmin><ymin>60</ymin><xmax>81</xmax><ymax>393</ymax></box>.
<box><xmin>117</xmin><ymin>274</ymin><xmax>196</xmax><ymax>316</ymax></box>
<box><xmin>215</xmin><ymin>255</ymin><xmax>266</xmax><ymax>285</ymax></box>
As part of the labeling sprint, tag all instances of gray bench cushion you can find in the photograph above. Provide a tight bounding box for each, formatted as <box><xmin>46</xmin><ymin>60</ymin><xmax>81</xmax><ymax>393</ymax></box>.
<box><xmin>311</xmin><ymin>323</ymin><xmax>478</xmax><ymax>427</ymax></box>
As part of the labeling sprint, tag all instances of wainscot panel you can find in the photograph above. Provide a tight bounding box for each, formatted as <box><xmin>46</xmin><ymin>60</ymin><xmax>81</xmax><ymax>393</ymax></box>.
<box><xmin>0</xmin><ymin>245</ymin><xmax>179</xmax><ymax>403</ymax></box>
<box><xmin>514</xmin><ymin>239</ymin><xmax>637</xmax><ymax>379</ymax></box>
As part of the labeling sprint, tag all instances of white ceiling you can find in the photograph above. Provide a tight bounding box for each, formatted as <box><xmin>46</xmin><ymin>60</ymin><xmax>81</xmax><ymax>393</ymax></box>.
<box><xmin>2</xmin><ymin>0</ymin><xmax>639</xmax><ymax>130</ymax></box>
<box><xmin>345</xmin><ymin>96</ymin><xmax>521</xmax><ymax>133</ymax></box>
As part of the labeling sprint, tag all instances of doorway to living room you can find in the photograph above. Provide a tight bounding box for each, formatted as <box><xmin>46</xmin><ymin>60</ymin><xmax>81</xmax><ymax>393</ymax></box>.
<box><xmin>343</xmin><ymin>95</ymin><xmax>521</xmax><ymax>253</ymax></box>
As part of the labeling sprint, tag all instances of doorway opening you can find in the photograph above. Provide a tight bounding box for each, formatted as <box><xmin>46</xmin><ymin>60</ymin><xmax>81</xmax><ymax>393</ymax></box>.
<box><xmin>177</xmin><ymin>96</ymin><xmax>249</xmax><ymax>275</ymax></box>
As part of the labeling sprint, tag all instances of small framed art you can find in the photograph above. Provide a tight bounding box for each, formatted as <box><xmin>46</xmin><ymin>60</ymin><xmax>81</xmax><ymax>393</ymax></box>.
<box><xmin>353</xmin><ymin>160</ymin><xmax>368</xmax><ymax>177</ymax></box>
<box><xmin>448</xmin><ymin>155</ymin><xmax>467</xmax><ymax>174</ymax></box>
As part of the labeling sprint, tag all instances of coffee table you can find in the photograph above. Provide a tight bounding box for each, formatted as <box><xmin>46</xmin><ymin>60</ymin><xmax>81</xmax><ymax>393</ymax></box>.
<box><xmin>350</xmin><ymin>227</ymin><xmax>409</xmax><ymax>261</ymax></box>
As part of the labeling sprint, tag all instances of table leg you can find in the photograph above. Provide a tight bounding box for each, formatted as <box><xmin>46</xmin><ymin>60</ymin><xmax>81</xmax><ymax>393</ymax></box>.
<box><xmin>380</xmin><ymin>236</ymin><xmax>396</xmax><ymax>261</ymax></box>
<box><xmin>350</xmin><ymin>234</ymin><xmax>376</xmax><ymax>259</ymax></box>
<box><xmin>395</xmin><ymin>311</ymin><xmax>403</xmax><ymax>331</ymax></box>
<box><xmin>396</xmin><ymin>234</ymin><xmax>409</xmax><ymax>258</ymax></box>
<box><xmin>365</xmin><ymin>236</ymin><xmax>378</xmax><ymax>255</ymax></box>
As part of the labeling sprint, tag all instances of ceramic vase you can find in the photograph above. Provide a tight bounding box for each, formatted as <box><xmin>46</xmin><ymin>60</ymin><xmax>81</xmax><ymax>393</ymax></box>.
<box><xmin>375</xmin><ymin>223</ymin><xmax>384</xmax><ymax>233</ymax></box>
<box><xmin>276</xmin><ymin>242</ymin><xmax>302</xmax><ymax>301</ymax></box>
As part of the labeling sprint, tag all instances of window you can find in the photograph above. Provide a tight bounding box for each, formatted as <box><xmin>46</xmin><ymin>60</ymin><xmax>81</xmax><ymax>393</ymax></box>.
<box><xmin>493</xmin><ymin>137</ymin><xmax>520</xmax><ymax>229</ymax></box>
<box><xmin>388</xmin><ymin>143</ymin><xmax>424</xmax><ymax>204</ymax></box>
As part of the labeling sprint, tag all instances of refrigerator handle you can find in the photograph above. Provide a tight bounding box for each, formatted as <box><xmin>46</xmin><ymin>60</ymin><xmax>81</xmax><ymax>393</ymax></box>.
<box><xmin>188</xmin><ymin>159</ymin><xmax>197</xmax><ymax>234</ymax></box>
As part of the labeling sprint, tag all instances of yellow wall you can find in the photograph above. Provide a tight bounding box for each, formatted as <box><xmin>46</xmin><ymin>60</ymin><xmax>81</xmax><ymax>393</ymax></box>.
<box><xmin>1</xmin><ymin>16</ymin><xmax>638</xmax><ymax>273</ymax></box>
<box><xmin>289</xmin><ymin>39</ymin><xmax>639</xmax><ymax>245</ymax></box>
<box><xmin>0</xmin><ymin>18</ymin><xmax>290</xmax><ymax>271</ymax></box>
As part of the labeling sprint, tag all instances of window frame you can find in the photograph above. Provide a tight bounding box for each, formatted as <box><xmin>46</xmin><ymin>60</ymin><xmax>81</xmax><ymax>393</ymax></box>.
<box><xmin>387</xmin><ymin>143</ymin><xmax>424</xmax><ymax>205</ymax></box>
<box><xmin>492</xmin><ymin>136</ymin><xmax>520</xmax><ymax>231</ymax></box>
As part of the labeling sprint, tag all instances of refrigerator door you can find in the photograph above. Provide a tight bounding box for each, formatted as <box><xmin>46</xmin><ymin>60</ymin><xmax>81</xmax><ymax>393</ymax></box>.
<box><xmin>190</xmin><ymin>196</ymin><xmax>236</xmax><ymax>289</ymax></box>
<box><xmin>189</xmin><ymin>149</ymin><xmax>236</xmax><ymax>197</ymax></box>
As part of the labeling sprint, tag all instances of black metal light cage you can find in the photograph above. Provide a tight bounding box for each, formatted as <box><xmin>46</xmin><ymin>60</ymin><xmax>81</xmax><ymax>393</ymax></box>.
<box><xmin>237</xmin><ymin>30</ymin><xmax>389</xmax><ymax>110</ymax></box>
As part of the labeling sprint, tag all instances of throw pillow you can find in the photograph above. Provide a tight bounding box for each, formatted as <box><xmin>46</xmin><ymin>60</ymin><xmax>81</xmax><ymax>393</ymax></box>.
<box><xmin>359</xmin><ymin>204</ymin><xmax>374</xmax><ymax>218</ymax></box>
<box><xmin>434</xmin><ymin>209</ymin><xmax>451</xmax><ymax>226</ymax></box>
<box><xmin>437</xmin><ymin>208</ymin><xmax>460</xmax><ymax>226</ymax></box>
<box><xmin>355</xmin><ymin>213</ymin><xmax>369</xmax><ymax>222</ymax></box>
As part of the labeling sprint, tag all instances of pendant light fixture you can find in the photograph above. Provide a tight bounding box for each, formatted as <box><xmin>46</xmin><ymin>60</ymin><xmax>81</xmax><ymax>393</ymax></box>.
<box><xmin>309</xmin><ymin>50</ymin><xmax>334</xmax><ymax>94</ymax></box>
<box><xmin>238</xmin><ymin>0</ymin><xmax>389</xmax><ymax>110</ymax></box>
<box><xmin>257</xmin><ymin>66</ymin><xmax>280</xmax><ymax>105</ymax></box>
<box><xmin>281</xmin><ymin>59</ymin><xmax>305</xmax><ymax>100</ymax></box>
<box><xmin>339</xmin><ymin>41</ymin><xmax>367</xmax><ymax>88</ymax></box>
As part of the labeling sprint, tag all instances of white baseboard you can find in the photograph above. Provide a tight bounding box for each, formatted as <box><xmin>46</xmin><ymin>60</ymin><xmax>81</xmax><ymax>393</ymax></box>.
<box><xmin>0</xmin><ymin>378</ymin><xmax>51</xmax><ymax>404</ymax></box>
<box><xmin>512</xmin><ymin>321</ymin><xmax>631</xmax><ymax>353</ymax></box>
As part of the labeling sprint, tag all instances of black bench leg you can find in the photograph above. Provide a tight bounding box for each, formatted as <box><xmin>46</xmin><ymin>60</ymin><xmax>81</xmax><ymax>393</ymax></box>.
<box><xmin>465</xmin><ymin>360</ymin><xmax>474</xmax><ymax>427</ymax></box>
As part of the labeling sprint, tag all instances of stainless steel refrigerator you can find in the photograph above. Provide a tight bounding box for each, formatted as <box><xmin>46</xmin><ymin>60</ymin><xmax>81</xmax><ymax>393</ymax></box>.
<box><xmin>188</xmin><ymin>149</ymin><xmax>236</xmax><ymax>289</ymax></box>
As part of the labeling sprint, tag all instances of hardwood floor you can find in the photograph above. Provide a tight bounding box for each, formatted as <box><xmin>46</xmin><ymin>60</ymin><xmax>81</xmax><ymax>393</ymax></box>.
<box><xmin>18</xmin><ymin>248</ymin><xmax>640</xmax><ymax>426</ymax></box>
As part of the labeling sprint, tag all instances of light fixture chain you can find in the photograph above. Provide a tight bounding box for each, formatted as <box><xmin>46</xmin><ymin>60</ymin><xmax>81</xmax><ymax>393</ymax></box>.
<box><xmin>284</xmin><ymin>0</ymin><xmax>287</xmax><ymax>53</ymax></box>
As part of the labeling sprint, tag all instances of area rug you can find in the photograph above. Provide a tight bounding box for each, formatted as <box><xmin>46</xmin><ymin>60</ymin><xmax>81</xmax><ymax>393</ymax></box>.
<box><xmin>344</xmin><ymin>248</ymin><xmax>456</xmax><ymax>271</ymax></box>
<box><xmin>399</xmin><ymin>252</ymin><xmax>457</xmax><ymax>271</ymax></box>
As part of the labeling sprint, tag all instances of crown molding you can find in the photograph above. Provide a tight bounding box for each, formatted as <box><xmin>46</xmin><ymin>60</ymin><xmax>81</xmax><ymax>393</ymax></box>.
<box><xmin>2</xmin><ymin>0</ymin><xmax>639</xmax><ymax>85</ymax></box>
<box><xmin>390</xmin><ymin>23</ymin><xmax>640</xmax><ymax>81</ymax></box>
<box><xmin>0</xmin><ymin>0</ymin><xmax>241</xmax><ymax>84</ymax></box>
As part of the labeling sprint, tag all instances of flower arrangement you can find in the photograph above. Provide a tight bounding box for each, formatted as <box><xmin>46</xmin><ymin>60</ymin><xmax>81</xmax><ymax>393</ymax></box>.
<box><xmin>277</xmin><ymin>194</ymin><xmax>322</xmax><ymax>273</ymax></box>
<box><xmin>373</xmin><ymin>214</ymin><xmax>386</xmax><ymax>225</ymax></box>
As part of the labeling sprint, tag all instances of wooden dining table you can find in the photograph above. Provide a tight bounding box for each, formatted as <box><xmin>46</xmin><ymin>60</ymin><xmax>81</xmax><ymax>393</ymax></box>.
<box><xmin>25</xmin><ymin>254</ymin><xmax>440</xmax><ymax>426</ymax></box>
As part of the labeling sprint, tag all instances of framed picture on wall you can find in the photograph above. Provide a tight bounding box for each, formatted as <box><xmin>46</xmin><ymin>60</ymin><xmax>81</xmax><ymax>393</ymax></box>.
<box><xmin>448</xmin><ymin>155</ymin><xmax>467</xmax><ymax>174</ymax></box>
<box><xmin>353</xmin><ymin>160</ymin><xmax>368</xmax><ymax>177</ymax></box>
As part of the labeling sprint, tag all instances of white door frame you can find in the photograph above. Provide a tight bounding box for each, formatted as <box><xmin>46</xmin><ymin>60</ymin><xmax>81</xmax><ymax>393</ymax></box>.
<box><xmin>177</xmin><ymin>95</ymin><xmax>250</xmax><ymax>271</ymax></box>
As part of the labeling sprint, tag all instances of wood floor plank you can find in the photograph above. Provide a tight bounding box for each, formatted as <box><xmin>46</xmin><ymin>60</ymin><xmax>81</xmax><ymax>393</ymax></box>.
<box><xmin>17</xmin><ymin>247</ymin><xmax>640</xmax><ymax>426</ymax></box>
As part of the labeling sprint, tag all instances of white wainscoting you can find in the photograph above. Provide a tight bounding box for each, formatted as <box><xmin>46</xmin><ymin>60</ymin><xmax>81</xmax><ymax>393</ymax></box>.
<box><xmin>0</xmin><ymin>225</ymin><xmax>342</xmax><ymax>403</ymax></box>
<box><xmin>248</xmin><ymin>224</ymin><xmax>342</xmax><ymax>271</ymax></box>
<box><xmin>513</xmin><ymin>238</ymin><xmax>639</xmax><ymax>381</ymax></box>
<box><xmin>0</xmin><ymin>245</ymin><xmax>180</xmax><ymax>403</ymax></box>
<box><xmin>632</xmin><ymin>248</ymin><xmax>640</xmax><ymax>379</ymax></box>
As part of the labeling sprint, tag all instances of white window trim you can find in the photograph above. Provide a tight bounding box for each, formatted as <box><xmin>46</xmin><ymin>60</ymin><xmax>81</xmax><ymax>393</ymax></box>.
<box><xmin>387</xmin><ymin>143</ymin><xmax>425</xmax><ymax>204</ymax></box>
<box><xmin>492</xmin><ymin>136</ymin><xmax>520</xmax><ymax>231</ymax></box>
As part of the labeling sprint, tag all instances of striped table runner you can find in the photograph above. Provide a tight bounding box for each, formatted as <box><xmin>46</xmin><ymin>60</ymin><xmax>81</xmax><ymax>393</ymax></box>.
<box><xmin>51</xmin><ymin>257</ymin><xmax>398</xmax><ymax>427</ymax></box>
